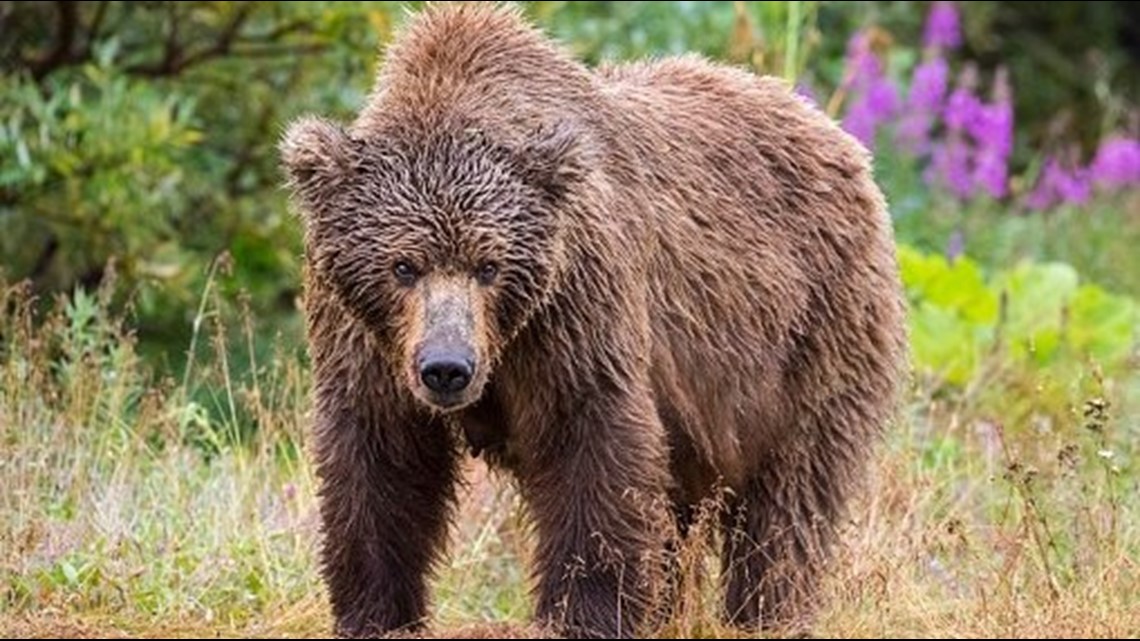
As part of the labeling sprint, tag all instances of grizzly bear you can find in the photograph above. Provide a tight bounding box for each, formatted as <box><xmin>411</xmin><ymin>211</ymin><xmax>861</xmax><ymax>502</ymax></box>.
<box><xmin>280</xmin><ymin>3</ymin><xmax>905</xmax><ymax>638</ymax></box>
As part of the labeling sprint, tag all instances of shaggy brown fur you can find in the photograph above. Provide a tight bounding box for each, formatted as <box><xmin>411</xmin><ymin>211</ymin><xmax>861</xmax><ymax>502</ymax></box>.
<box><xmin>281</xmin><ymin>3</ymin><xmax>906</xmax><ymax>638</ymax></box>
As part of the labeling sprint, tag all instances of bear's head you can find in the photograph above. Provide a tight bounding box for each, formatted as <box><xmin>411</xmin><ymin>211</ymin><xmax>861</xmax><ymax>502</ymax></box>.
<box><xmin>281</xmin><ymin>116</ymin><xmax>587</xmax><ymax>412</ymax></box>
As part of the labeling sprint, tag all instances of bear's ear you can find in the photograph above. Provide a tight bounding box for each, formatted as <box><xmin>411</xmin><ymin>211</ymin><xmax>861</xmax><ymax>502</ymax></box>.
<box><xmin>279</xmin><ymin>116</ymin><xmax>354</xmax><ymax>196</ymax></box>
<box><xmin>515</xmin><ymin>121</ymin><xmax>589</xmax><ymax>202</ymax></box>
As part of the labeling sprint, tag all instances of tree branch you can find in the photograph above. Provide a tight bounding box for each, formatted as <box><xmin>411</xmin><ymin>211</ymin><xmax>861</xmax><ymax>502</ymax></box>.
<box><xmin>160</xmin><ymin>2</ymin><xmax>183</xmax><ymax>76</ymax></box>
<box><xmin>22</xmin><ymin>4</ymin><xmax>319</xmax><ymax>81</ymax></box>
<box><xmin>30</xmin><ymin>2</ymin><xmax>78</xmax><ymax>80</ymax></box>
<box><xmin>86</xmin><ymin>1</ymin><xmax>110</xmax><ymax>50</ymax></box>
<box><xmin>126</xmin><ymin>3</ymin><xmax>256</xmax><ymax>77</ymax></box>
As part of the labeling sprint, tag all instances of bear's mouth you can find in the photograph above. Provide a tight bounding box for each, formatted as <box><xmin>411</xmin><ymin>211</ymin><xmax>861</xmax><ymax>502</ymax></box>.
<box><xmin>412</xmin><ymin>387</ymin><xmax>486</xmax><ymax>414</ymax></box>
<box><xmin>422</xmin><ymin>389</ymin><xmax>475</xmax><ymax>411</ymax></box>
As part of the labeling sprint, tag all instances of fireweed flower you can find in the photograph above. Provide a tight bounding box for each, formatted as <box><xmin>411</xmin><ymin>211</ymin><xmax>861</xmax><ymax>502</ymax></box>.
<box><xmin>925</xmin><ymin>67</ymin><xmax>982</xmax><ymax>198</ymax></box>
<box><xmin>1025</xmin><ymin>158</ymin><xmax>1067</xmax><ymax>211</ymax></box>
<box><xmin>909</xmin><ymin>57</ymin><xmax>951</xmax><ymax>119</ymax></box>
<box><xmin>1090</xmin><ymin>137</ymin><xmax>1140</xmax><ymax>190</ymax></box>
<box><xmin>969</xmin><ymin>69</ymin><xmax>1014</xmax><ymax>198</ymax></box>
<box><xmin>944</xmin><ymin>89</ymin><xmax>982</xmax><ymax>133</ymax></box>
<box><xmin>972</xmin><ymin>146</ymin><xmax>1008</xmax><ymax>198</ymax></box>
<box><xmin>843</xmin><ymin>77</ymin><xmax>900</xmax><ymax>149</ymax></box>
<box><xmin>896</xmin><ymin>56</ymin><xmax>950</xmax><ymax>155</ymax></box>
<box><xmin>969</xmin><ymin>101</ymin><xmax>1014</xmax><ymax>156</ymax></box>
<box><xmin>970</xmin><ymin>70</ymin><xmax>1014</xmax><ymax>155</ymax></box>
<box><xmin>1056</xmin><ymin>164</ymin><xmax>1092</xmax><ymax>205</ymax></box>
<box><xmin>1026</xmin><ymin>157</ymin><xmax>1092</xmax><ymax>210</ymax></box>
<box><xmin>923</xmin><ymin>1</ymin><xmax>962</xmax><ymax>50</ymax></box>
<box><xmin>928</xmin><ymin>134</ymin><xmax>974</xmax><ymax>199</ymax></box>
<box><xmin>841</xmin><ymin>30</ymin><xmax>899</xmax><ymax>149</ymax></box>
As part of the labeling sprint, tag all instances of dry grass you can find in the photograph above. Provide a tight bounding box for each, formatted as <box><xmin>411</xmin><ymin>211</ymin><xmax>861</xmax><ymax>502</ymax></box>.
<box><xmin>1</xmin><ymin>277</ymin><xmax>1137</xmax><ymax>639</ymax></box>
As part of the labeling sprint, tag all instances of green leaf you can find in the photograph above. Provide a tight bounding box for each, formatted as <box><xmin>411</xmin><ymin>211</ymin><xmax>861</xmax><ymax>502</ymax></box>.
<box><xmin>996</xmin><ymin>261</ymin><xmax>1079</xmax><ymax>333</ymax></box>
<box><xmin>908</xmin><ymin>301</ymin><xmax>990</xmax><ymax>386</ymax></box>
<box><xmin>1070</xmin><ymin>285</ymin><xmax>1140</xmax><ymax>363</ymax></box>
<box><xmin>60</xmin><ymin>560</ymin><xmax>80</xmax><ymax>586</ymax></box>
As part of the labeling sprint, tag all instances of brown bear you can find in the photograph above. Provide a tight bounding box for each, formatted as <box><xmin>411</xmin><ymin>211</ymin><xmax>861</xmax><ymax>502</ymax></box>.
<box><xmin>280</xmin><ymin>3</ymin><xmax>906</xmax><ymax>638</ymax></box>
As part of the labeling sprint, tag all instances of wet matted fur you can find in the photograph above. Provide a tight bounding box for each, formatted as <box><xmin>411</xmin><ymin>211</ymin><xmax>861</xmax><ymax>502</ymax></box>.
<box><xmin>281</xmin><ymin>3</ymin><xmax>906</xmax><ymax>638</ymax></box>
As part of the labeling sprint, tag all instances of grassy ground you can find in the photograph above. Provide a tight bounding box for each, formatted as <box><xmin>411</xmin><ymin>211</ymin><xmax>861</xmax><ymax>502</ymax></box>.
<box><xmin>1</xmin><ymin>262</ymin><xmax>1138</xmax><ymax>638</ymax></box>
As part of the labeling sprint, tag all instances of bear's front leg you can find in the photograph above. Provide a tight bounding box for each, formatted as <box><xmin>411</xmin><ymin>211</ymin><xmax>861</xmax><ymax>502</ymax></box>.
<box><xmin>311</xmin><ymin>398</ymin><xmax>459</xmax><ymax>638</ymax></box>
<box><xmin>519</xmin><ymin>391</ymin><xmax>672</xmax><ymax>639</ymax></box>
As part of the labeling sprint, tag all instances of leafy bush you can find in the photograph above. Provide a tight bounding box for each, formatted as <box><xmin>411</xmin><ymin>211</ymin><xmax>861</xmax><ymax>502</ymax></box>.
<box><xmin>900</xmin><ymin>244</ymin><xmax>1138</xmax><ymax>388</ymax></box>
<box><xmin>0</xmin><ymin>55</ymin><xmax>201</xmax><ymax>301</ymax></box>
<box><xmin>0</xmin><ymin>2</ymin><xmax>394</xmax><ymax>358</ymax></box>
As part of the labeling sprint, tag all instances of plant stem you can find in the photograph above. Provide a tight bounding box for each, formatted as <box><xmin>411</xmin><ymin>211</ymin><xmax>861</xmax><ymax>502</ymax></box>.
<box><xmin>784</xmin><ymin>0</ymin><xmax>802</xmax><ymax>83</ymax></box>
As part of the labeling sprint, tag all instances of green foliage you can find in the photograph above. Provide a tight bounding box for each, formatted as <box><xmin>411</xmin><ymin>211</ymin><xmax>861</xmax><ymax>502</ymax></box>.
<box><xmin>534</xmin><ymin>1</ymin><xmax>823</xmax><ymax>81</ymax></box>
<box><xmin>900</xmin><ymin>244</ymin><xmax>1139</xmax><ymax>388</ymax></box>
<box><xmin>0</xmin><ymin>1</ymin><xmax>397</xmax><ymax>358</ymax></box>
<box><xmin>1</xmin><ymin>1</ymin><xmax>1136</xmax><ymax>370</ymax></box>
<box><xmin>890</xmin><ymin>194</ymin><xmax>1140</xmax><ymax>297</ymax></box>
<box><xmin>1</xmin><ymin>57</ymin><xmax>200</xmax><ymax>299</ymax></box>
<box><xmin>0</xmin><ymin>276</ymin><xmax>315</xmax><ymax>622</ymax></box>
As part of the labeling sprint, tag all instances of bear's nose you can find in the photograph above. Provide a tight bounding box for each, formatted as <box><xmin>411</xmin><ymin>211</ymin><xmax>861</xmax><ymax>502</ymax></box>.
<box><xmin>419</xmin><ymin>352</ymin><xmax>474</xmax><ymax>393</ymax></box>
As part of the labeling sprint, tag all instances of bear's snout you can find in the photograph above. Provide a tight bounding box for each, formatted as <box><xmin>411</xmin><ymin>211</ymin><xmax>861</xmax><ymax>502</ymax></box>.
<box><xmin>418</xmin><ymin>348</ymin><xmax>475</xmax><ymax>395</ymax></box>
<box><xmin>408</xmin><ymin>276</ymin><xmax>487</xmax><ymax>410</ymax></box>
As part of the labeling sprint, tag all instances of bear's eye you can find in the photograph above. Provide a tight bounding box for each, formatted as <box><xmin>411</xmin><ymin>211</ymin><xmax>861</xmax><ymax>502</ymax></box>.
<box><xmin>476</xmin><ymin>262</ymin><xmax>499</xmax><ymax>286</ymax></box>
<box><xmin>392</xmin><ymin>260</ymin><xmax>419</xmax><ymax>286</ymax></box>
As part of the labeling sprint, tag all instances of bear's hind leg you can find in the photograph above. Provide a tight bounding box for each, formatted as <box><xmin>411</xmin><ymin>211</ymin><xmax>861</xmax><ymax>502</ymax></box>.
<box><xmin>720</xmin><ymin>449</ymin><xmax>846</xmax><ymax>634</ymax></box>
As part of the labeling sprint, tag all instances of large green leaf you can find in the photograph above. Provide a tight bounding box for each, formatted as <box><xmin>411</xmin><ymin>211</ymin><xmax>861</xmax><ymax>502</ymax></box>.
<box><xmin>1069</xmin><ymin>285</ymin><xmax>1140</xmax><ymax>364</ymax></box>
<box><xmin>908</xmin><ymin>301</ymin><xmax>992</xmax><ymax>386</ymax></box>
<box><xmin>900</xmin><ymin>244</ymin><xmax>1138</xmax><ymax>386</ymax></box>
<box><xmin>898</xmin><ymin>245</ymin><xmax>999</xmax><ymax>323</ymax></box>
<box><xmin>993</xmin><ymin>261</ymin><xmax>1080</xmax><ymax>364</ymax></box>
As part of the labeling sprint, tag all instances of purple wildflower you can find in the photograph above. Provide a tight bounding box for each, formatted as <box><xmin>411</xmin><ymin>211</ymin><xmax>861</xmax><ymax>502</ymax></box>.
<box><xmin>969</xmin><ymin>102</ymin><xmax>1014</xmax><ymax>155</ymax></box>
<box><xmin>969</xmin><ymin>72</ymin><xmax>1014</xmax><ymax>154</ymax></box>
<box><xmin>843</xmin><ymin>77</ymin><xmax>899</xmax><ymax>149</ymax></box>
<box><xmin>928</xmin><ymin>134</ymin><xmax>974</xmax><ymax>199</ymax></box>
<box><xmin>909</xmin><ymin>57</ymin><xmax>951</xmax><ymax>114</ymax></box>
<box><xmin>973</xmin><ymin>146</ymin><xmax>1008</xmax><ymax>198</ymax></box>
<box><xmin>968</xmin><ymin>70</ymin><xmax>1013</xmax><ymax>198</ymax></box>
<box><xmin>923</xmin><ymin>2</ymin><xmax>962</xmax><ymax>51</ymax></box>
<box><xmin>866</xmin><ymin>78</ymin><xmax>900</xmax><ymax>119</ymax></box>
<box><xmin>1090</xmin><ymin>137</ymin><xmax>1140</xmax><ymax>189</ymax></box>
<box><xmin>944</xmin><ymin>86</ymin><xmax>982</xmax><ymax>132</ymax></box>
<box><xmin>841</xmin><ymin>30</ymin><xmax>898</xmax><ymax>149</ymax></box>
<box><xmin>843</xmin><ymin>100</ymin><xmax>878</xmax><ymax>149</ymax></box>
<box><xmin>896</xmin><ymin>56</ymin><xmax>950</xmax><ymax>154</ymax></box>
<box><xmin>1026</xmin><ymin>157</ymin><xmax>1092</xmax><ymax>210</ymax></box>
<box><xmin>1056</xmin><ymin>165</ymin><xmax>1091</xmax><ymax>205</ymax></box>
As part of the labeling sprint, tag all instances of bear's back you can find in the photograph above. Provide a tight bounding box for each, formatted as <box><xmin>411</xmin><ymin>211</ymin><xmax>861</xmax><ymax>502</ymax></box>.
<box><xmin>593</xmin><ymin>56</ymin><xmax>903</xmax><ymax>479</ymax></box>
